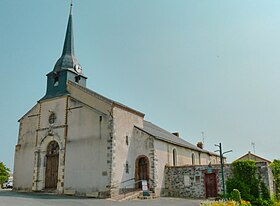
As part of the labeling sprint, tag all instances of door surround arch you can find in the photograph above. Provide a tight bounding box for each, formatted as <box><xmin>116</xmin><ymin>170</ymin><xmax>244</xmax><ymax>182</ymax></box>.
<box><xmin>135</xmin><ymin>155</ymin><xmax>150</xmax><ymax>188</ymax></box>
<box><xmin>32</xmin><ymin>135</ymin><xmax>64</xmax><ymax>193</ymax></box>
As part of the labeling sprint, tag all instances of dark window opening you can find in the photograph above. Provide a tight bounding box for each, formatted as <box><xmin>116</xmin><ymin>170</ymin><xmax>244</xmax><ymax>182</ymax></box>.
<box><xmin>54</xmin><ymin>76</ymin><xmax>59</xmax><ymax>86</ymax></box>
<box><xmin>125</xmin><ymin>162</ymin><xmax>129</xmax><ymax>174</ymax></box>
<box><xmin>173</xmin><ymin>148</ymin><xmax>177</xmax><ymax>166</ymax></box>
<box><xmin>192</xmin><ymin>153</ymin><xmax>195</xmax><ymax>165</ymax></box>
<box><xmin>75</xmin><ymin>76</ymin><xmax>80</xmax><ymax>83</ymax></box>
<box><xmin>126</xmin><ymin>136</ymin><xmax>129</xmax><ymax>145</ymax></box>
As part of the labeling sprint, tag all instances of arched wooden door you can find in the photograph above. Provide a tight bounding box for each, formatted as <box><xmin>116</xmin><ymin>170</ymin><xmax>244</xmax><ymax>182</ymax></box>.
<box><xmin>135</xmin><ymin>156</ymin><xmax>149</xmax><ymax>188</ymax></box>
<box><xmin>45</xmin><ymin>141</ymin><xmax>59</xmax><ymax>189</ymax></box>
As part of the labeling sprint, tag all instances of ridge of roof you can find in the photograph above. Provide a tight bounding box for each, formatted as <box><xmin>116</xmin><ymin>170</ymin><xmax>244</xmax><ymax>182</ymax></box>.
<box><xmin>136</xmin><ymin>120</ymin><xmax>218</xmax><ymax>156</ymax></box>
<box><xmin>68</xmin><ymin>81</ymin><xmax>145</xmax><ymax>117</ymax></box>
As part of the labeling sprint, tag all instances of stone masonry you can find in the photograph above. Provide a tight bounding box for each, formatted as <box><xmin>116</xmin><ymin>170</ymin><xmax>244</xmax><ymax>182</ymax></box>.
<box><xmin>164</xmin><ymin>162</ymin><xmax>274</xmax><ymax>199</ymax></box>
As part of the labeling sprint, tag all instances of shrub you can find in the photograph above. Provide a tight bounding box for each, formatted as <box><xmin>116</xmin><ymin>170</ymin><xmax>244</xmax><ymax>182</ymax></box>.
<box><xmin>271</xmin><ymin>160</ymin><xmax>280</xmax><ymax>201</ymax></box>
<box><xmin>241</xmin><ymin>200</ymin><xmax>252</xmax><ymax>206</ymax></box>
<box><xmin>226</xmin><ymin>160</ymin><xmax>271</xmax><ymax>205</ymax></box>
<box><xmin>230</xmin><ymin>189</ymin><xmax>241</xmax><ymax>203</ymax></box>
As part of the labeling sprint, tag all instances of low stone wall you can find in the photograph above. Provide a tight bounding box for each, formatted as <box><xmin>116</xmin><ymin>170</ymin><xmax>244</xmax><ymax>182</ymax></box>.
<box><xmin>164</xmin><ymin>162</ymin><xmax>274</xmax><ymax>199</ymax></box>
<box><xmin>164</xmin><ymin>164</ymin><xmax>232</xmax><ymax>198</ymax></box>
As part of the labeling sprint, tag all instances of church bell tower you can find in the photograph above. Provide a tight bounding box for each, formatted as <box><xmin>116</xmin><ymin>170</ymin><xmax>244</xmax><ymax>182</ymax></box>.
<box><xmin>42</xmin><ymin>2</ymin><xmax>87</xmax><ymax>100</ymax></box>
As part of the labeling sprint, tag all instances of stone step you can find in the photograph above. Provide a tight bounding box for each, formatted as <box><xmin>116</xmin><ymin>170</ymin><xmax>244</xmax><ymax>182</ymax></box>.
<box><xmin>137</xmin><ymin>191</ymin><xmax>158</xmax><ymax>200</ymax></box>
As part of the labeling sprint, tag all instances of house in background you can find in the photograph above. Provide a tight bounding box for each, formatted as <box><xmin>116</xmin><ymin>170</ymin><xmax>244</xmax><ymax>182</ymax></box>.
<box><xmin>235</xmin><ymin>152</ymin><xmax>271</xmax><ymax>164</ymax></box>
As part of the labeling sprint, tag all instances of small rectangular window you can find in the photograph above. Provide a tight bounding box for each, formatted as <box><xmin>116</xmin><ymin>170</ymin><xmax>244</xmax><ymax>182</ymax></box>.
<box><xmin>126</xmin><ymin>136</ymin><xmax>128</xmax><ymax>145</ymax></box>
<box><xmin>125</xmin><ymin>162</ymin><xmax>129</xmax><ymax>174</ymax></box>
<box><xmin>184</xmin><ymin>174</ymin><xmax>190</xmax><ymax>186</ymax></box>
<box><xmin>195</xmin><ymin>176</ymin><xmax>200</xmax><ymax>184</ymax></box>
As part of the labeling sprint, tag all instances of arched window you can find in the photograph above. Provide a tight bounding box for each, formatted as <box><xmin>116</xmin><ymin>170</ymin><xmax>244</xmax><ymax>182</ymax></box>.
<box><xmin>173</xmin><ymin>148</ymin><xmax>177</xmax><ymax>166</ymax></box>
<box><xmin>192</xmin><ymin>153</ymin><xmax>195</xmax><ymax>165</ymax></box>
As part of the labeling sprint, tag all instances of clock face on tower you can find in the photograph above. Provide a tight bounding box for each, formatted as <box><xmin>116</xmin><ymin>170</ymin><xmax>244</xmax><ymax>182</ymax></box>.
<box><xmin>74</xmin><ymin>64</ymin><xmax>82</xmax><ymax>74</ymax></box>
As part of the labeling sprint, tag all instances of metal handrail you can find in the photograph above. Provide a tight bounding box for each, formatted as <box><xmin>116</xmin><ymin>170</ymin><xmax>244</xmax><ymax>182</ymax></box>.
<box><xmin>110</xmin><ymin>177</ymin><xmax>135</xmax><ymax>188</ymax></box>
<box><xmin>123</xmin><ymin>180</ymin><xmax>143</xmax><ymax>198</ymax></box>
<box><xmin>110</xmin><ymin>178</ymin><xmax>155</xmax><ymax>198</ymax></box>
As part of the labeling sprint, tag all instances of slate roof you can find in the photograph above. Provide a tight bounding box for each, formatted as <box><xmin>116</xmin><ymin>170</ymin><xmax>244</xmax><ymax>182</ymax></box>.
<box><xmin>136</xmin><ymin>121</ymin><xmax>219</xmax><ymax>156</ymax></box>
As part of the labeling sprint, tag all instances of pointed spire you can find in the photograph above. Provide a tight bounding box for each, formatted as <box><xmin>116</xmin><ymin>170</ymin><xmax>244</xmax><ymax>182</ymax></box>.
<box><xmin>53</xmin><ymin>0</ymin><xmax>82</xmax><ymax>74</ymax></box>
<box><xmin>62</xmin><ymin>1</ymin><xmax>74</xmax><ymax>55</ymax></box>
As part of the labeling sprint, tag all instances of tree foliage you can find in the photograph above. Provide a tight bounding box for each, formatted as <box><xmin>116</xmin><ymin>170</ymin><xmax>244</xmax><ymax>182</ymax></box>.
<box><xmin>0</xmin><ymin>162</ymin><xmax>10</xmax><ymax>188</ymax></box>
<box><xmin>270</xmin><ymin>160</ymin><xmax>280</xmax><ymax>201</ymax></box>
<box><xmin>226</xmin><ymin>160</ymin><xmax>270</xmax><ymax>205</ymax></box>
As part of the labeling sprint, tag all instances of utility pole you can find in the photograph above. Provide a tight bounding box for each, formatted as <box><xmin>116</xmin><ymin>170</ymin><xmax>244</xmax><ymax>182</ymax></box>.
<box><xmin>215</xmin><ymin>143</ymin><xmax>232</xmax><ymax>201</ymax></box>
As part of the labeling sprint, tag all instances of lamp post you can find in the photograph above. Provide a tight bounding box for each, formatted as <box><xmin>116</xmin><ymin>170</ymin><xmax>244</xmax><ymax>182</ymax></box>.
<box><xmin>215</xmin><ymin>143</ymin><xmax>232</xmax><ymax>201</ymax></box>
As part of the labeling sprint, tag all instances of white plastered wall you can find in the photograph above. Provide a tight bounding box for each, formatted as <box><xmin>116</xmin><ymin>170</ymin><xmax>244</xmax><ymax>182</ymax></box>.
<box><xmin>64</xmin><ymin>96</ymin><xmax>111</xmax><ymax>195</ymax></box>
<box><xmin>14</xmin><ymin>104</ymin><xmax>40</xmax><ymax>191</ymax></box>
<box><xmin>111</xmin><ymin>106</ymin><xmax>144</xmax><ymax>193</ymax></box>
<box><xmin>153</xmin><ymin>138</ymin><xmax>219</xmax><ymax>196</ymax></box>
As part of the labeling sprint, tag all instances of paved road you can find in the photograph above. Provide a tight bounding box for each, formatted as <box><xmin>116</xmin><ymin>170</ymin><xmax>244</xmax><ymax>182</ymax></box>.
<box><xmin>0</xmin><ymin>190</ymin><xmax>202</xmax><ymax>206</ymax></box>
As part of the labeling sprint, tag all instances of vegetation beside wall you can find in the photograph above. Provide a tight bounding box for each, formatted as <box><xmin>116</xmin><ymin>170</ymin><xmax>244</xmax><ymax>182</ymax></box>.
<box><xmin>0</xmin><ymin>162</ymin><xmax>10</xmax><ymax>188</ymax></box>
<box><xmin>226</xmin><ymin>160</ymin><xmax>271</xmax><ymax>206</ymax></box>
<box><xmin>270</xmin><ymin>160</ymin><xmax>280</xmax><ymax>201</ymax></box>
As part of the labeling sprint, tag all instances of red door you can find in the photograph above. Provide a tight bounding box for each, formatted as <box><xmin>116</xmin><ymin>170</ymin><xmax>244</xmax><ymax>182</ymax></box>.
<box><xmin>205</xmin><ymin>173</ymin><xmax>217</xmax><ymax>198</ymax></box>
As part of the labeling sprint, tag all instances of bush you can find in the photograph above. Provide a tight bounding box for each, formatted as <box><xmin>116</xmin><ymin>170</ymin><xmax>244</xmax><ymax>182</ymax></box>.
<box><xmin>241</xmin><ymin>200</ymin><xmax>252</xmax><ymax>206</ymax></box>
<box><xmin>270</xmin><ymin>160</ymin><xmax>280</xmax><ymax>201</ymax></box>
<box><xmin>252</xmin><ymin>198</ymin><xmax>272</xmax><ymax>206</ymax></box>
<box><xmin>260</xmin><ymin>181</ymin><xmax>271</xmax><ymax>200</ymax></box>
<box><xmin>230</xmin><ymin>189</ymin><xmax>241</xmax><ymax>203</ymax></box>
<box><xmin>226</xmin><ymin>160</ymin><xmax>271</xmax><ymax>205</ymax></box>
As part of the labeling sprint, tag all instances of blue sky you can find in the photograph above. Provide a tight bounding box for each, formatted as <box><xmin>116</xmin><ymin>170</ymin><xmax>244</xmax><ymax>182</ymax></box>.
<box><xmin>1</xmin><ymin>0</ymin><xmax>280</xmax><ymax>170</ymax></box>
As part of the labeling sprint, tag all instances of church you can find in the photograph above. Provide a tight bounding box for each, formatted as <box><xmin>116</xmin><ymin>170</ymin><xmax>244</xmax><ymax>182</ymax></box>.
<box><xmin>13</xmin><ymin>3</ymin><xmax>220</xmax><ymax>198</ymax></box>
